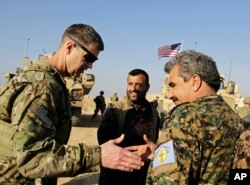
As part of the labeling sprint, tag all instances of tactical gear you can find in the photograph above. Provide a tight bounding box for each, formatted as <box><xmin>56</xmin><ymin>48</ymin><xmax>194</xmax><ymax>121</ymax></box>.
<box><xmin>0</xmin><ymin>61</ymin><xmax>101</xmax><ymax>184</ymax></box>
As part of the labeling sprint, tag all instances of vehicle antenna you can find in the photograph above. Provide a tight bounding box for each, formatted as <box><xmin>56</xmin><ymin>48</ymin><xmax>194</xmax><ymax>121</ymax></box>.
<box><xmin>26</xmin><ymin>38</ymin><xmax>30</xmax><ymax>57</ymax></box>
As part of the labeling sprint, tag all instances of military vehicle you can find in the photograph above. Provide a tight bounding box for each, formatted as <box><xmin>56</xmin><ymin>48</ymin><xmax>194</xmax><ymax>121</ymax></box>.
<box><xmin>160</xmin><ymin>74</ymin><xmax>176</xmax><ymax>113</ymax></box>
<box><xmin>65</xmin><ymin>73</ymin><xmax>95</xmax><ymax>125</ymax></box>
<box><xmin>217</xmin><ymin>76</ymin><xmax>242</xmax><ymax>110</ymax></box>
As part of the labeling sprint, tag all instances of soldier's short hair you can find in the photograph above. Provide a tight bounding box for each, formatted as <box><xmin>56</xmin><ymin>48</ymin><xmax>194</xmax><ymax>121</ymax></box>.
<box><xmin>62</xmin><ymin>23</ymin><xmax>104</xmax><ymax>51</ymax></box>
<box><xmin>128</xmin><ymin>69</ymin><xmax>149</xmax><ymax>85</ymax></box>
<box><xmin>164</xmin><ymin>50</ymin><xmax>221</xmax><ymax>91</ymax></box>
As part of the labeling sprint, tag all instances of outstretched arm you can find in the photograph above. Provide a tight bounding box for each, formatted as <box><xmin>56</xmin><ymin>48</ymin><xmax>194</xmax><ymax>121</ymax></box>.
<box><xmin>125</xmin><ymin>134</ymin><xmax>156</xmax><ymax>162</ymax></box>
<box><xmin>100</xmin><ymin>134</ymin><xmax>144</xmax><ymax>172</ymax></box>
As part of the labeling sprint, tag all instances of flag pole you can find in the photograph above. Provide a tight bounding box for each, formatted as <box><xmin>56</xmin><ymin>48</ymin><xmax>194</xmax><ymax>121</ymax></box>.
<box><xmin>26</xmin><ymin>38</ymin><xmax>30</xmax><ymax>57</ymax></box>
<box><xmin>180</xmin><ymin>39</ymin><xmax>184</xmax><ymax>52</ymax></box>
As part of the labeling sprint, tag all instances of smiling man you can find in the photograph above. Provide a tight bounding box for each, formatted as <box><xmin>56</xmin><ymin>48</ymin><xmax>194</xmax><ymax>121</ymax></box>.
<box><xmin>146</xmin><ymin>50</ymin><xmax>244</xmax><ymax>185</ymax></box>
<box><xmin>97</xmin><ymin>69</ymin><xmax>160</xmax><ymax>185</ymax></box>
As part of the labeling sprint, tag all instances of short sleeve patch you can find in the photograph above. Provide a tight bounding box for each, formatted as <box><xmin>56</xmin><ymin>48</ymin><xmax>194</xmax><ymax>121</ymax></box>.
<box><xmin>153</xmin><ymin>140</ymin><xmax>176</xmax><ymax>168</ymax></box>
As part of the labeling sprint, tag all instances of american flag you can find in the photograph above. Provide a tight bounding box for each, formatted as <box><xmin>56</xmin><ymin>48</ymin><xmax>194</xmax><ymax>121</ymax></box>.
<box><xmin>158</xmin><ymin>43</ymin><xmax>181</xmax><ymax>58</ymax></box>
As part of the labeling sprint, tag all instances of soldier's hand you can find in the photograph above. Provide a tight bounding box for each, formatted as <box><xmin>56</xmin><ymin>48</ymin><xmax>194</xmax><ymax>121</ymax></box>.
<box><xmin>134</xmin><ymin>118</ymin><xmax>153</xmax><ymax>138</ymax></box>
<box><xmin>125</xmin><ymin>134</ymin><xmax>156</xmax><ymax>162</ymax></box>
<box><xmin>100</xmin><ymin>134</ymin><xmax>144</xmax><ymax>172</ymax></box>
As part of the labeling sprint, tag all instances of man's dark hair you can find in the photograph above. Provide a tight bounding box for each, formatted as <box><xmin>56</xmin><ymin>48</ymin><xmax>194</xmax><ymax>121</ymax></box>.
<box><xmin>128</xmin><ymin>69</ymin><xmax>149</xmax><ymax>85</ymax></box>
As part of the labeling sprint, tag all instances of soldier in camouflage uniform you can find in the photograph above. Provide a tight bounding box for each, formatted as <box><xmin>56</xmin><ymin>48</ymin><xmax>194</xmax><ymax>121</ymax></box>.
<box><xmin>233</xmin><ymin>113</ymin><xmax>250</xmax><ymax>169</ymax></box>
<box><xmin>0</xmin><ymin>24</ymin><xmax>143</xmax><ymax>185</ymax></box>
<box><xmin>233</xmin><ymin>98</ymin><xmax>250</xmax><ymax>168</ymax></box>
<box><xmin>232</xmin><ymin>129</ymin><xmax>250</xmax><ymax>169</ymax></box>
<box><xmin>136</xmin><ymin>50</ymin><xmax>244</xmax><ymax>184</ymax></box>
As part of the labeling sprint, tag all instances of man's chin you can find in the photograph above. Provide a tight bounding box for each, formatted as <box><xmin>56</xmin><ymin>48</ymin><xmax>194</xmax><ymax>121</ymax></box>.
<box><xmin>130</xmin><ymin>97</ymin><xmax>141</xmax><ymax>104</ymax></box>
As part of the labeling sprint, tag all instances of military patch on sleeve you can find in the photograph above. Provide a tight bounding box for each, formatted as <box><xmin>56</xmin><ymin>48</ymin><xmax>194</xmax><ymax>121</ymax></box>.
<box><xmin>35</xmin><ymin>105</ymin><xmax>54</xmax><ymax>129</ymax></box>
<box><xmin>153</xmin><ymin>140</ymin><xmax>176</xmax><ymax>168</ymax></box>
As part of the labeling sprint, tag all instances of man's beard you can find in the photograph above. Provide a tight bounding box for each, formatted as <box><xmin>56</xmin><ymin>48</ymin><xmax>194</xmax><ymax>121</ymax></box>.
<box><xmin>127</xmin><ymin>90</ymin><xmax>147</xmax><ymax>104</ymax></box>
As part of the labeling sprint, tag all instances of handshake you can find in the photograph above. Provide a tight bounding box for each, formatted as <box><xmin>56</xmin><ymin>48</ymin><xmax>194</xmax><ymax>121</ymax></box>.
<box><xmin>100</xmin><ymin>134</ymin><xmax>156</xmax><ymax>171</ymax></box>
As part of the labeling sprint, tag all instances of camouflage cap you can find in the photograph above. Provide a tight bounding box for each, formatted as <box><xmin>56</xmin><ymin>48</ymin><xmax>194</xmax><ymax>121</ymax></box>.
<box><xmin>243</xmin><ymin>97</ymin><xmax>250</xmax><ymax>104</ymax></box>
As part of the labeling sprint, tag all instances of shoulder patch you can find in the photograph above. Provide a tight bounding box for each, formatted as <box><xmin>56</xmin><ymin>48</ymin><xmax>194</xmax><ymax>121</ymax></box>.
<box><xmin>35</xmin><ymin>105</ymin><xmax>54</xmax><ymax>129</ymax></box>
<box><xmin>30</xmin><ymin>102</ymin><xmax>55</xmax><ymax>129</ymax></box>
<box><xmin>153</xmin><ymin>140</ymin><xmax>176</xmax><ymax>168</ymax></box>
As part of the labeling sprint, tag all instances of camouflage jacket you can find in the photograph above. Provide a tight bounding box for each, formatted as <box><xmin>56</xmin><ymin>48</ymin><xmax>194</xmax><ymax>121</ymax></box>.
<box><xmin>233</xmin><ymin>128</ymin><xmax>250</xmax><ymax>169</ymax></box>
<box><xmin>146</xmin><ymin>95</ymin><xmax>243</xmax><ymax>185</ymax></box>
<box><xmin>0</xmin><ymin>61</ymin><xmax>100</xmax><ymax>184</ymax></box>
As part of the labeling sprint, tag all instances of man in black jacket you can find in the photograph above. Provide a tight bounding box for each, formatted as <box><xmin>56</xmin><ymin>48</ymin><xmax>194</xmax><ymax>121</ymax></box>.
<box><xmin>97</xmin><ymin>69</ymin><xmax>160</xmax><ymax>185</ymax></box>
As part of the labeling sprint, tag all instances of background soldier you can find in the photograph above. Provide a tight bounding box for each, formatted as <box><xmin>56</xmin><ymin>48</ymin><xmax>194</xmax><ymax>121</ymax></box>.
<box><xmin>110</xmin><ymin>92</ymin><xmax>119</xmax><ymax>102</ymax></box>
<box><xmin>92</xmin><ymin>90</ymin><xmax>106</xmax><ymax>120</ymax></box>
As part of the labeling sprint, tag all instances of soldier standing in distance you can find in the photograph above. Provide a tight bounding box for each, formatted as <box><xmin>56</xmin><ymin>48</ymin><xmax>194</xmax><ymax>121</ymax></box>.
<box><xmin>0</xmin><ymin>24</ymin><xmax>143</xmax><ymax>185</ymax></box>
<box><xmin>110</xmin><ymin>92</ymin><xmax>119</xmax><ymax>102</ymax></box>
<box><xmin>92</xmin><ymin>90</ymin><xmax>106</xmax><ymax>120</ymax></box>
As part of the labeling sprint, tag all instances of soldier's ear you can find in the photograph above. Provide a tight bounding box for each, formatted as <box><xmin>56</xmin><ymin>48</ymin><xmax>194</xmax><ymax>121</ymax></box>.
<box><xmin>66</xmin><ymin>40</ymin><xmax>76</xmax><ymax>54</ymax></box>
<box><xmin>191</xmin><ymin>74</ymin><xmax>201</xmax><ymax>92</ymax></box>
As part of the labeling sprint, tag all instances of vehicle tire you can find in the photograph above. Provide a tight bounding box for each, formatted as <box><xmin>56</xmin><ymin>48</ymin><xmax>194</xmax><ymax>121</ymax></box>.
<box><xmin>71</xmin><ymin>107</ymin><xmax>82</xmax><ymax>126</ymax></box>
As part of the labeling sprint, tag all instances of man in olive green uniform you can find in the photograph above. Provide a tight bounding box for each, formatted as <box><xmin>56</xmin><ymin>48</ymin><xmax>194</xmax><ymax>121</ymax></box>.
<box><xmin>0</xmin><ymin>24</ymin><xmax>143</xmax><ymax>185</ymax></box>
<box><xmin>145</xmin><ymin>50</ymin><xmax>243</xmax><ymax>184</ymax></box>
